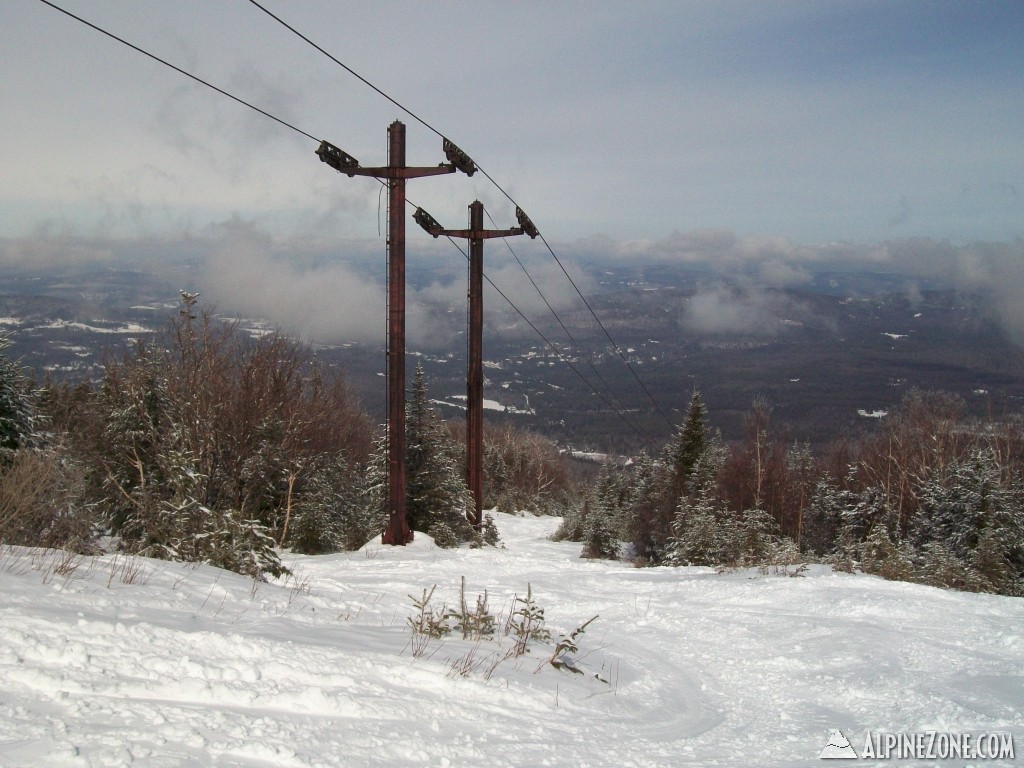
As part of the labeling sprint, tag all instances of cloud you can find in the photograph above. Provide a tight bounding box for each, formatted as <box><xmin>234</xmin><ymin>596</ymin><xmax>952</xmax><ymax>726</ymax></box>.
<box><xmin>567</xmin><ymin>228</ymin><xmax>1024</xmax><ymax>345</ymax></box>
<box><xmin>197</xmin><ymin>218</ymin><xmax>522</xmax><ymax>349</ymax></box>
<box><xmin>681</xmin><ymin>281</ymin><xmax>807</xmax><ymax>337</ymax></box>
<box><xmin>6</xmin><ymin>218</ymin><xmax>1024</xmax><ymax>351</ymax></box>
<box><xmin>758</xmin><ymin>259</ymin><xmax>812</xmax><ymax>289</ymax></box>
<box><xmin>0</xmin><ymin>235</ymin><xmax>114</xmax><ymax>271</ymax></box>
<box><xmin>200</xmin><ymin>219</ymin><xmax>385</xmax><ymax>344</ymax></box>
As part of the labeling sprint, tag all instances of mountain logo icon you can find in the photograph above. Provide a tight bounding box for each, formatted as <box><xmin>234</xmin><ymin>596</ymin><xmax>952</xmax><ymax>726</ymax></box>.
<box><xmin>819</xmin><ymin>729</ymin><xmax>858</xmax><ymax>759</ymax></box>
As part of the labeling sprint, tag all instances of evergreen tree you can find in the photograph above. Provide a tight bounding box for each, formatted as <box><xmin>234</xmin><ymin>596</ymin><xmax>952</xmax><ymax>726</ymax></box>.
<box><xmin>666</xmin><ymin>490</ymin><xmax>723</xmax><ymax>566</ymax></box>
<box><xmin>362</xmin><ymin>429</ymin><xmax>388</xmax><ymax>526</ymax></box>
<box><xmin>405</xmin><ymin>365</ymin><xmax>474</xmax><ymax>542</ymax></box>
<box><xmin>622</xmin><ymin>450</ymin><xmax>665</xmax><ymax>563</ymax></box>
<box><xmin>687</xmin><ymin>439</ymin><xmax>727</xmax><ymax>499</ymax></box>
<box><xmin>97</xmin><ymin>350</ymin><xmax>173</xmax><ymax>535</ymax></box>
<box><xmin>551</xmin><ymin>496</ymin><xmax>586</xmax><ymax>542</ymax></box>
<box><xmin>801</xmin><ymin>477</ymin><xmax>844</xmax><ymax>556</ymax></box>
<box><xmin>668</xmin><ymin>391</ymin><xmax>709</xmax><ymax>501</ymax></box>
<box><xmin>733</xmin><ymin>507</ymin><xmax>778</xmax><ymax>566</ymax></box>
<box><xmin>595</xmin><ymin>458</ymin><xmax>630</xmax><ymax>521</ymax></box>
<box><xmin>0</xmin><ymin>334</ymin><xmax>38</xmax><ymax>460</ymax></box>
<box><xmin>970</xmin><ymin>529</ymin><xmax>1020</xmax><ymax>595</ymax></box>
<box><xmin>913</xmin><ymin>448</ymin><xmax>1023</xmax><ymax>564</ymax></box>
<box><xmin>118</xmin><ymin>432</ymin><xmax>285</xmax><ymax>579</ymax></box>
<box><xmin>916</xmin><ymin>541</ymin><xmax>970</xmax><ymax>590</ymax></box>
<box><xmin>841</xmin><ymin>482</ymin><xmax>893</xmax><ymax>544</ymax></box>
<box><xmin>287</xmin><ymin>452</ymin><xmax>378</xmax><ymax>553</ymax></box>
<box><xmin>859</xmin><ymin>523</ymin><xmax>913</xmax><ymax>581</ymax></box>
<box><xmin>582</xmin><ymin>494</ymin><xmax>618</xmax><ymax>559</ymax></box>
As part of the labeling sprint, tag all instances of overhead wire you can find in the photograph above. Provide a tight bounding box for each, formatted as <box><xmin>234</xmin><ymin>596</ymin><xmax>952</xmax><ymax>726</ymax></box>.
<box><xmin>481</xmin><ymin>206</ymin><xmax>630</xmax><ymax>414</ymax></box>
<box><xmin>477</xmin><ymin>173</ymin><xmax>675</xmax><ymax>430</ymax></box>
<box><xmin>37</xmin><ymin>0</ymin><xmax>319</xmax><ymax>143</ymax></box>
<box><xmin>245</xmin><ymin>0</ymin><xmax>675</xmax><ymax>430</ymax></box>
<box><xmin>245</xmin><ymin>0</ymin><xmax>447</xmax><ymax>140</ymax></box>
<box><xmin>421</xmin><ymin>224</ymin><xmax>645</xmax><ymax>438</ymax></box>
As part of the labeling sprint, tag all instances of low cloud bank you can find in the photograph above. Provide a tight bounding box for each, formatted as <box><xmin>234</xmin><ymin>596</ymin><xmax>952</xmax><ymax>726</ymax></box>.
<box><xmin>3</xmin><ymin>221</ymin><xmax>1022</xmax><ymax>346</ymax></box>
<box><xmin>575</xmin><ymin>230</ymin><xmax>1024</xmax><ymax>344</ymax></box>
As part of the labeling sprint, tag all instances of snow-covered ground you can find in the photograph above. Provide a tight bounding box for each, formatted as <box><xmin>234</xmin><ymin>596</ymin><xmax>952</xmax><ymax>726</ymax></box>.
<box><xmin>1</xmin><ymin>512</ymin><xmax>1021</xmax><ymax>767</ymax></box>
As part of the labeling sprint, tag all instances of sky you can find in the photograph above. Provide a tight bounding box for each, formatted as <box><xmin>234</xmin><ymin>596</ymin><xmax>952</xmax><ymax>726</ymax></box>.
<box><xmin>2</xmin><ymin>0</ymin><xmax>1024</xmax><ymax>343</ymax></box>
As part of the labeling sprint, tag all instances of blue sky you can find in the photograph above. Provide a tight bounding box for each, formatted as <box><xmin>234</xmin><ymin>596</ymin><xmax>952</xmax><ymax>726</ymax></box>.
<box><xmin>2</xmin><ymin>1</ymin><xmax>1023</xmax><ymax>344</ymax></box>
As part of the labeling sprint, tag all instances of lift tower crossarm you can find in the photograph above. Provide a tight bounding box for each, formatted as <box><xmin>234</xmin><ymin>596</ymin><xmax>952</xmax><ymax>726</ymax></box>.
<box><xmin>415</xmin><ymin>208</ymin><xmax>522</xmax><ymax>241</ymax></box>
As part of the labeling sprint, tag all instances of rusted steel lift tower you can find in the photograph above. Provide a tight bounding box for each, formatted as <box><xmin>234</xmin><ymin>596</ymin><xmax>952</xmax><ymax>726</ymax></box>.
<box><xmin>415</xmin><ymin>202</ymin><xmax>538</xmax><ymax>528</ymax></box>
<box><xmin>317</xmin><ymin>121</ymin><xmax>475</xmax><ymax>544</ymax></box>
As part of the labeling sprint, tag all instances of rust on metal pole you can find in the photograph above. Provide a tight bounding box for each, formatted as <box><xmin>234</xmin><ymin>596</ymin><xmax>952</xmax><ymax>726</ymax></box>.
<box><xmin>466</xmin><ymin>201</ymin><xmax>485</xmax><ymax>530</ymax></box>
<box><xmin>382</xmin><ymin>120</ymin><xmax>411</xmax><ymax>545</ymax></box>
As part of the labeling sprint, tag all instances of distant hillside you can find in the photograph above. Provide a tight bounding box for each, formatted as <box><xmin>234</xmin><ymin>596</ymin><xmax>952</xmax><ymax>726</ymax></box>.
<box><xmin>3</xmin><ymin>260</ymin><xmax>1023</xmax><ymax>454</ymax></box>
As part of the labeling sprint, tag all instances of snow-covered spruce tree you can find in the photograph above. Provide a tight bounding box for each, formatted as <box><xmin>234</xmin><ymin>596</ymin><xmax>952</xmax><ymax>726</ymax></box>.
<box><xmin>970</xmin><ymin>529</ymin><xmax>1021</xmax><ymax>595</ymax></box>
<box><xmin>96</xmin><ymin>349</ymin><xmax>174</xmax><ymax>536</ymax></box>
<box><xmin>621</xmin><ymin>450</ymin><xmax>665</xmax><ymax>563</ymax></box>
<box><xmin>118</xmin><ymin>431</ymin><xmax>285</xmax><ymax>579</ymax></box>
<box><xmin>581</xmin><ymin>494</ymin><xmax>619</xmax><ymax>559</ymax></box>
<box><xmin>731</xmin><ymin>507</ymin><xmax>779</xmax><ymax>567</ymax></box>
<box><xmin>801</xmin><ymin>477</ymin><xmax>845</xmax><ymax>556</ymax></box>
<box><xmin>428</xmin><ymin>521</ymin><xmax>459</xmax><ymax>549</ymax></box>
<box><xmin>840</xmin><ymin>480</ymin><xmax>895</xmax><ymax>547</ymax></box>
<box><xmin>667</xmin><ymin>391</ymin><xmax>709</xmax><ymax>501</ymax></box>
<box><xmin>285</xmin><ymin>451</ymin><xmax>379</xmax><ymax>553</ymax></box>
<box><xmin>551</xmin><ymin>495</ymin><xmax>586</xmax><ymax>542</ymax></box>
<box><xmin>405</xmin><ymin>365</ymin><xmax>474</xmax><ymax>542</ymax></box>
<box><xmin>916</xmin><ymin>540</ymin><xmax>972</xmax><ymax>590</ymax></box>
<box><xmin>594</xmin><ymin>458</ymin><xmax>631</xmax><ymax>533</ymax></box>
<box><xmin>361</xmin><ymin>429</ymin><xmax>388</xmax><ymax>532</ymax></box>
<box><xmin>858</xmin><ymin>523</ymin><xmax>914</xmax><ymax>582</ymax></box>
<box><xmin>480</xmin><ymin>512</ymin><xmax>501</xmax><ymax>546</ymax></box>
<box><xmin>483</xmin><ymin>441</ymin><xmax>512</xmax><ymax>511</ymax></box>
<box><xmin>912</xmin><ymin>448</ymin><xmax>1023</xmax><ymax>567</ymax></box>
<box><xmin>0</xmin><ymin>333</ymin><xmax>39</xmax><ymax>461</ymax></box>
<box><xmin>666</xmin><ymin>489</ymin><xmax>724</xmax><ymax>566</ymax></box>
<box><xmin>688</xmin><ymin>438</ymin><xmax>727</xmax><ymax>499</ymax></box>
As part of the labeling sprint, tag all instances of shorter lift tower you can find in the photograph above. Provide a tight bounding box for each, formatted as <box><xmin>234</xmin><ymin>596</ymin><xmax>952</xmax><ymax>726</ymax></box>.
<box><xmin>415</xmin><ymin>201</ymin><xmax>538</xmax><ymax>528</ymax></box>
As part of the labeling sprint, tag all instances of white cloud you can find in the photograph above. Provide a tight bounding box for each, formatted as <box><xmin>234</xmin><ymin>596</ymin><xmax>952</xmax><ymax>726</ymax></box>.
<box><xmin>682</xmin><ymin>281</ymin><xmax>807</xmax><ymax>337</ymax></box>
<box><xmin>200</xmin><ymin>220</ymin><xmax>385</xmax><ymax>344</ymax></box>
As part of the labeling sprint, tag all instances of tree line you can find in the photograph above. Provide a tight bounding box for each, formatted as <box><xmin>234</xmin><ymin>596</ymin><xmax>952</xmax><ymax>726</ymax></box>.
<box><xmin>555</xmin><ymin>390</ymin><xmax>1024</xmax><ymax>596</ymax></box>
<box><xmin>1</xmin><ymin>296</ymin><xmax>1022</xmax><ymax>595</ymax></box>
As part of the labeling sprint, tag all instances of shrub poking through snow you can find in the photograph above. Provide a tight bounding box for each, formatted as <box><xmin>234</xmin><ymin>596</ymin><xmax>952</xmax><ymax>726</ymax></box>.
<box><xmin>406</xmin><ymin>586</ymin><xmax>452</xmax><ymax>643</ymax></box>
<box><xmin>507</xmin><ymin>583</ymin><xmax>552</xmax><ymax>656</ymax></box>
<box><xmin>450</xmin><ymin>576</ymin><xmax>496</xmax><ymax>641</ymax></box>
<box><xmin>404</xmin><ymin>578</ymin><xmax>605</xmax><ymax>682</ymax></box>
<box><xmin>548</xmin><ymin>615</ymin><xmax>600</xmax><ymax>677</ymax></box>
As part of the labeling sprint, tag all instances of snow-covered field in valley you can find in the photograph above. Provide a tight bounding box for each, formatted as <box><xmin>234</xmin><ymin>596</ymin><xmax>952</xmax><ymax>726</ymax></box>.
<box><xmin>1</xmin><ymin>512</ymin><xmax>1021</xmax><ymax>767</ymax></box>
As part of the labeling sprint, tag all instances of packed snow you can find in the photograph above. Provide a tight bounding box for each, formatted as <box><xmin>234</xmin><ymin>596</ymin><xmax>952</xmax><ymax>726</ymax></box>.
<box><xmin>1</xmin><ymin>512</ymin><xmax>1021</xmax><ymax>767</ymax></box>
